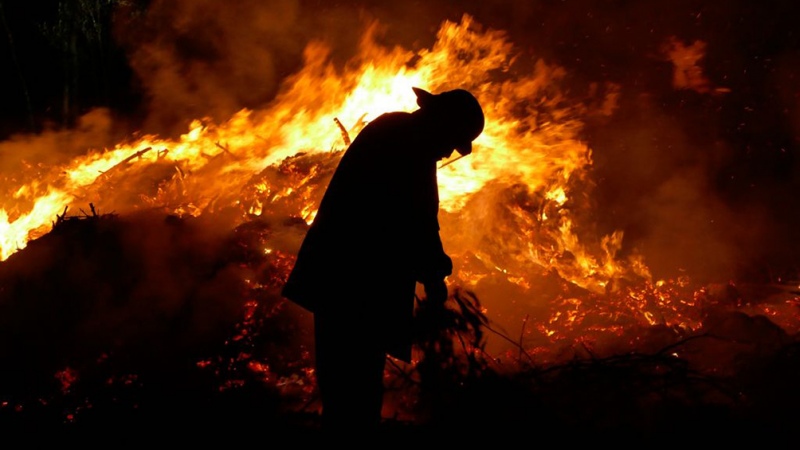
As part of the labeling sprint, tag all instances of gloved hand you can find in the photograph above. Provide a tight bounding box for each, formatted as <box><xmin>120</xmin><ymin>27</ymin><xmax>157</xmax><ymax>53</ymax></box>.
<box><xmin>424</xmin><ymin>278</ymin><xmax>449</xmax><ymax>305</ymax></box>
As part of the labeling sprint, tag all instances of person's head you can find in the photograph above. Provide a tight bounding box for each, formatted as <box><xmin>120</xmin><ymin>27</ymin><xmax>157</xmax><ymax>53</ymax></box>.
<box><xmin>412</xmin><ymin>87</ymin><xmax>485</xmax><ymax>159</ymax></box>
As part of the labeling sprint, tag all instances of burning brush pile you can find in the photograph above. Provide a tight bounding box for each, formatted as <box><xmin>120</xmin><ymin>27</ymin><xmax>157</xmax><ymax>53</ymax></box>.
<box><xmin>1</xmin><ymin>12</ymin><xmax>800</xmax><ymax>442</ymax></box>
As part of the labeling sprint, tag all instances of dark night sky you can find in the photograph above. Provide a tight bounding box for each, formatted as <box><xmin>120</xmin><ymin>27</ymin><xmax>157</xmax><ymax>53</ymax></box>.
<box><xmin>0</xmin><ymin>0</ymin><xmax>136</xmax><ymax>135</ymax></box>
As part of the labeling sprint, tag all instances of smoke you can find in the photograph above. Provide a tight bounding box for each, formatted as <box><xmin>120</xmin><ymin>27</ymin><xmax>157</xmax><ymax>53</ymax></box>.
<box><xmin>103</xmin><ymin>0</ymin><xmax>800</xmax><ymax>283</ymax></box>
<box><xmin>0</xmin><ymin>0</ymin><xmax>796</xmax><ymax>287</ymax></box>
<box><xmin>113</xmin><ymin>0</ymin><xmax>308</xmax><ymax>136</ymax></box>
<box><xmin>522</xmin><ymin>0</ymin><xmax>800</xmax><ymax>283</ymax></box>
<box><xmin>111</xmin><ymin>0</ymin><xmax>503</xmax><ymax>136</ymax></box>
<box><xmin>0</xmin><ymin>108</ymin><xmax>115</xmax><ymax>174</ymax></box>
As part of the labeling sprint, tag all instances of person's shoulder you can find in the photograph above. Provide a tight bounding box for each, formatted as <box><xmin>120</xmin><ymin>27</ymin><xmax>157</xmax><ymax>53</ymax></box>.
<box><xmin>367</xmin><ymin>111</ymin><xmax>414</xmax><ymax>129</ymax></box>
<box><xmin>348</xmin><ymin>111</ymin><xmax>416</xmax><ymax>148</ymax></box>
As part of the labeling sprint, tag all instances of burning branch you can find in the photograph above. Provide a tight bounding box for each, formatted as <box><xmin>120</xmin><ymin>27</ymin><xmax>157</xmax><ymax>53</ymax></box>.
<box><xmin>96</xmin><ymin>147</ymin><xmax>153</xmax><ymax>182</ymax></box>
<box><xmin>333</xmin><ymin>117</ymin><xmax>351</xmax><ymax>146</ymax></box>
<box><xmin>214</xmin><ymin>142</ymin><xmax>240</xmax><ymax>160</ymax></box>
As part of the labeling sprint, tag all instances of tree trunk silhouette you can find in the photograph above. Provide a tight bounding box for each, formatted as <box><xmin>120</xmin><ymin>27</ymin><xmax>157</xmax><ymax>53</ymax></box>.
<box><xmin>40</xmin><ymin>0</ymin><xmax>124</xmax><ymax>127</ymax></box>
<box><xmin>0</xmin><ymin>0</ymin><xmax>35</xmax><ymax>131</ymax></box>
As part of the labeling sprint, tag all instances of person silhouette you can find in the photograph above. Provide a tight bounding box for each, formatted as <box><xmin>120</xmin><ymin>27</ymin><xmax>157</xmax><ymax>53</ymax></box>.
<box><xmin>281</xmin><ymin>86</ymin><xmax>485</xmax><ymax>433</ymax></box>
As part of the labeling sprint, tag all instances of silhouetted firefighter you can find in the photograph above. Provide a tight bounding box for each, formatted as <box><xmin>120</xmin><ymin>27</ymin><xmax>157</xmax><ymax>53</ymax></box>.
<box><xmin>281</xmin><ymin>86</ymin><xmax>485</xmax><ymax>432</ymax></box>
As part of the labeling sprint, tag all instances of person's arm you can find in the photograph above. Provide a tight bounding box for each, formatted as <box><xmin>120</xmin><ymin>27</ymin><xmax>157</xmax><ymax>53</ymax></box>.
<box><xmin>418</xmin><ymin>238</ymin><xmax>451</xmax><ymax>305</ymax></box>
<box><xmin>412</xmin><ymin>163</ymin><xmax>452</xmax><ymax>304</ymax></box>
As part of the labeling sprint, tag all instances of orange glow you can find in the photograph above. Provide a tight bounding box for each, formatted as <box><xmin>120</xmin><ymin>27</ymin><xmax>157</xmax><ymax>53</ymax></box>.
<box><xmin>1</xmin><ymin>15</ymin><xmax>621</xmax><ymax>287</ymax></box>
<box><xmin>1</xmin><ymin>14</ymin><xmax>796</xmax><ymax>364</ymax></box>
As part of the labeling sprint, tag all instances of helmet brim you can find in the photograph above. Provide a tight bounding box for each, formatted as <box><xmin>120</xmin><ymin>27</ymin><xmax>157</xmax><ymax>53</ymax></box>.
<box><xmin>455</xmin><ymin>142</ymin><xmax>472</xmax><ymax>156</ymax></box>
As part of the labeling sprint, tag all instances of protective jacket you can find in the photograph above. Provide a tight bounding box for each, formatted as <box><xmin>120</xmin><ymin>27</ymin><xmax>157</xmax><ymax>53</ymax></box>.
<box><xmin>281</xmin><ymin>111</ymin><xmax>452</xmax><ymax>362</ymax></box>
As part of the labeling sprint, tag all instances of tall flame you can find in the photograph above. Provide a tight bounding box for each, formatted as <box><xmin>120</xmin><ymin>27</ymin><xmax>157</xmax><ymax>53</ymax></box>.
<box><xmin>1</xmin><ymin>11</ymin><xmax>798</xmax><ymax>380</ymax></box>
<box><xmin>1</xmin><ymin>15</ymin><xmax>639</xmax><ymax>297</ymax></box>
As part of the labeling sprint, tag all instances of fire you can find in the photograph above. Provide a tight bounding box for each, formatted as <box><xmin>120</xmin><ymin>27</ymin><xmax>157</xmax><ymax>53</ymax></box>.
<box><xmin>1</xmin><ymin>13</ymin><xmax>796</xmax><ymax>364</ymax></box>
<box><xmin>1</xmin><ymin>15</ymin><xmax>619</xmax><ymax>277</ymax></box>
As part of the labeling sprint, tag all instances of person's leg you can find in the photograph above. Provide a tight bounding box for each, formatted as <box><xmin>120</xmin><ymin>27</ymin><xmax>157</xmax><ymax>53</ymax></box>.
<box><xmin>314</xmin><ymin>313</ymin><xmax>387</xmax><ymax>432</ymax></box>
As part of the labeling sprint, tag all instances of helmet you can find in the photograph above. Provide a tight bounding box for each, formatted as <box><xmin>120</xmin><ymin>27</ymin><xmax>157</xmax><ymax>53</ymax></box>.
<box><xmin>413</xmin><ymin>87</ymin><xmax>485</xmax><ymax>155</ymax></box>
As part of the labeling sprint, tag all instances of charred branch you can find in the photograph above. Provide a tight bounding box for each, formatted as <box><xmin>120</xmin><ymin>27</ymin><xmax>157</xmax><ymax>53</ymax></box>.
<box><xmin>53</xmin><ymin>202</ymin><xmax>114</xmax><ymax>227</ymax></box>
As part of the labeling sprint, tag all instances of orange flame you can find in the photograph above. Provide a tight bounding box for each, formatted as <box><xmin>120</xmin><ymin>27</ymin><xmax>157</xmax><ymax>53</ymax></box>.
<box><xmin>2</xmin><ymin>14</ymin><xmax>637</xmax><ymax>293</ymax></box>
<box><xmin>0</xmin><ymin>11</ymin><xmax>672</xmax><ymax>358</ymax></box>
<box><xmin>0</xmin><ymin>12</ymin><xmax>797</xmax><ymax>372</ymax></box>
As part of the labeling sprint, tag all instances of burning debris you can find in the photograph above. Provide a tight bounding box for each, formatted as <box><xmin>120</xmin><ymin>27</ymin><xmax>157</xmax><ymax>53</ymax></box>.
<box><xmin>2</xmin><ymin>209</ymin><xmax>799</xmax><ymax>441</ymax></box>
<box><xmin>0</xmin><ymin>208</ymin><xmax>316</xmax><ymax>434</ymax></box>
<box><xmin>0</xmin><ymin>2</ymin><xmax>799</xmax><ymax>440</ymax></box>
